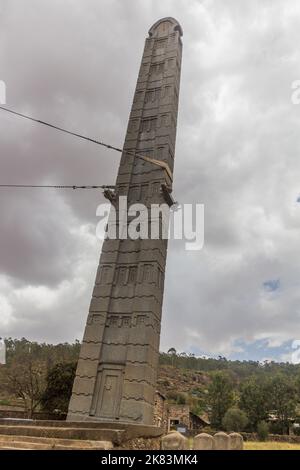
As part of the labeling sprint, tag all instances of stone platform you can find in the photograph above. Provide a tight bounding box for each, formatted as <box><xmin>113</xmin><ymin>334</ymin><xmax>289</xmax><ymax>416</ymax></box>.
<box><xmin>0</xmin><ymin>419</ymin><xmax>163</xmax><ymax>450</ymax></box>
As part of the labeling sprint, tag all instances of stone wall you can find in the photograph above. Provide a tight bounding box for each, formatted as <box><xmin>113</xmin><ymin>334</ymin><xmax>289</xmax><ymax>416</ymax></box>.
<box><xmin>242</xmin><ymin>432</ymin><xmax>300</xmax><ymax>443</ymax></box>
<box><xmin>0</xmin><ymin>409</ymin><xmax>66</xmax><ymax>420</ymax></box>
<box><xmin>153</xmin><ymin>393</ymin><xmax>167</xmax><ymax>432</ymax></box>
<box><xmin>167</xmin><ymin>404</ymin><xmax>190</xmax><ymax>430</ymax></box>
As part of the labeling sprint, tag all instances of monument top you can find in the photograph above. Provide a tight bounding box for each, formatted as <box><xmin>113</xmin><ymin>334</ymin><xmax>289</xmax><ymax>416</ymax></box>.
<box><xmin>148</xmin><ymin>17</ymin><xmax>183</xmax><ymax>38</ymax></box>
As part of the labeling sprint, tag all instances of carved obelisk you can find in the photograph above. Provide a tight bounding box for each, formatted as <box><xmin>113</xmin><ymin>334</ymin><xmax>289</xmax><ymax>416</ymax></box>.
<box><xmin>67</xmin><ymin>17</ymin><xmax>183</xmax><ymax>425</ymax></box>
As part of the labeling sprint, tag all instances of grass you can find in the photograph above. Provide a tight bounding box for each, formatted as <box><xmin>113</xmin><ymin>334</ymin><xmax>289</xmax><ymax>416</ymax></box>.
<box><xmin>245</xmin><ymin>441</ymin><xmax>300</xmax><ymax>450</ymax></box>
<box><xmin>0</xmin><ymin>399</ymin><xmax>11</xmax><ymax>406</ymax></box>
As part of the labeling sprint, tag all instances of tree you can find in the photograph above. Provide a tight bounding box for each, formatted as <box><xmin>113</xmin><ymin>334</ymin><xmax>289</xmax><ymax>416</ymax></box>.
<box><xmin>208</xmin><ymin>372</ymin><xmax>235</xmax><ymax>428</ymax></box>
<box><xmin>41</xmin><ymin>362</ymin><xmax>77</xmax><ymax>413</ymax></box>
<box><xmin>240</xmin><ymin>378</ymin><xmax>268</xmax><ymax>430</ymax></box>
<box><xmin>222</xmin><ymin>407</ymin><xmax>248</xmax><ymax>432</ymax></box>
<box><xmin>167</xmin><ymin>348</ymin><xmax>176</xmax><ymax>355</ymax></box>
<box><xmin>6</xmin><ymin>353</ymin><xmax>46</xmax><ymax>418</ymax></box>
<box><xmin>265</xmin><ymin>374</ymin><xmax>298</xmax><ymax>434</ymax></box>
<box><xmin>167</xmin><ymin>347</ymin><xmax>177</xmax><ymax>367</ymax></box>
<box><xmin>2</xmin><ymin>338</ymin><xmax>80</xmax><ymax>417</ymax></box>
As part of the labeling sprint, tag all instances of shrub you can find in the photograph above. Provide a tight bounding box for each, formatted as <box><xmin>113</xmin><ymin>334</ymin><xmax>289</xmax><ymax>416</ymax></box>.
<box><xmin>41</xmin><ymin>362</ymin><xmax>76</xmax><ymax>413</ymax></box>
<box><xmin>293</xmin><ymin>425</ymin><xmax>300</xmax><ymax>436</ymax></box>
<box><xmin>222</xmin><ymin>407</ymin><xmax>248</xmax><ymax>432</ymax></box>
<box><xmin>166</xmin><ymin>391</ymin><xmax>186</xmax><ymax>405</ymax></box>
<box><xmin>257</xmin><ymin>421</ymin><xmax>269</xmax><ymax>441</ymax></box>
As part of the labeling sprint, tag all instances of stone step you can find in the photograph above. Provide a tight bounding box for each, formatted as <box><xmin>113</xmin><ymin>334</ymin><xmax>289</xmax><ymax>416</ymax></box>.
<box><xmin>0</xmin><ymin>419</ymin><xmax>117</xmax><ymax>428</ymax></box>
<box><xmin>0</xmin><ymin>434</ymin><xmax>113</xmax><ymax>447</ymax></box>
<box><xmin>0</xmin><ymin>439</ymin><xmax>52</xmax><ymax>450</ymax></box>
<box><xmin>0</xmin><ymin>434</ymin><xmax>113</xmax><ymax>450</ymax></box>
<box><xmin>0</xmin><ymin>425</ymin><xmax>124</xmax><ymax>445</ymax></box>
<box><xmin>0</xmin><ymin>446</ymin><xmax>30</xmax><ymax>450</ymax></box>
<box><xmin>0</xmin><ymin>419</ymin><xmax>163</xmax><ymax>441</ymax></box>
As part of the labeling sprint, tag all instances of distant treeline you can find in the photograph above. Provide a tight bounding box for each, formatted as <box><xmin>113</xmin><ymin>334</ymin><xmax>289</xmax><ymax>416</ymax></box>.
<box><xmin>3</xmin><ymin>337</ymin><xmax>81</xmax><ymax>368</ymax></box>
<box><xmin>160</xmin><ymin>348</ymin><xmax>300</xmax><ymax>380</ymax></box>
<box><xmin>2</xmin><ymin>338</ymin><xmax>300</xmax><ymax>379</ymax></box>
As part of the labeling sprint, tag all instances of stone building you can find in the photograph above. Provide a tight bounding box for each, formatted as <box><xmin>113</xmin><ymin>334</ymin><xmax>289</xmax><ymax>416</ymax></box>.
<box><xmin>153</xmin><ymin>396</ymin><xmax>210</xmax><ymax>435</ymax></box>
<box><xmin>167</xmin><ymin>404</ymin><xmax>210</xmax><ymax>434</ymax></box>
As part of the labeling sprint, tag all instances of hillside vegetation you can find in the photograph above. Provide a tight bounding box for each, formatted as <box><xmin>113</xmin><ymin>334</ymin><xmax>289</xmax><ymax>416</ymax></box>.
<box><xmin>1</xmin><ymin>339</ymin><xmax>300</xmax><ymax>435</ymax></box>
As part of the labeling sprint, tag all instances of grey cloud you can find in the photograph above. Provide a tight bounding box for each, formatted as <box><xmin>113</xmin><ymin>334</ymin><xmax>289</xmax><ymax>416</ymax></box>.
<box><xmin>1</xmin><ymin>0</ymin><xmax>300</xmax><ymax>359</ymax></box>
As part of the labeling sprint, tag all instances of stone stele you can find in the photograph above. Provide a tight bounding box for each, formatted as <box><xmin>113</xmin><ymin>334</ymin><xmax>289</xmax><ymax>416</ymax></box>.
<box><xmin>67</xmin><ymin>17</ymin><xmax>183</xmax><ymax>426</ymax></box>
<box><xmin>161</xmin><ymin>431</ymin><xmax>188</xmax><ymax>451</ymax></box>
<box><xmin>213</xmin><ymin>432</ymin><xmax>230</xmax><ymax>450</ymax></box>
<box><xmin>229</xmin><ymin>433</ymin><xmax>244</xmax><ymax>450</ymax></box>
<box><xmin>194</xmin><ymin>433</ymin><xmax>214</xmax><ymax>450</ymax></box>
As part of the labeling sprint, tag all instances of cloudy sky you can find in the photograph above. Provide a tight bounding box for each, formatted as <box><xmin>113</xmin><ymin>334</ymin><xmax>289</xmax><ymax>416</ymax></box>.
<box><xmin>1</xmin><ymin>0</ymin><xmax>300</xmax><ymax>362</ymax></box>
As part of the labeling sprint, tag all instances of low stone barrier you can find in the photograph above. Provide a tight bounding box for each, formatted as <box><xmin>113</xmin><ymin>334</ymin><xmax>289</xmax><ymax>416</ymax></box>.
<box><xmin>162</xmin><ymin>431</ymin><xmax>244</xmax><ymax>450</ymax></box>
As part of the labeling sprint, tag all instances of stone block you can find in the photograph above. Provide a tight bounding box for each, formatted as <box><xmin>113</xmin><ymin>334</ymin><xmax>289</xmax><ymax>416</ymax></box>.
<box><xmin>100</xmin><ymin>343</ymin><xmax>127</xmax><ymax>363</ymax></box>
<box><xmin>76</xmin><ymin>358</ymin><xmax>99</xmax><ymax>378</ymax></box>
<box><xmin>89</xmin><ymin>296</ymin><xmax>110</xmax><ymax>312</ymax></box>
<box><xmin>79</xmin><ymin>342</ymin><xmax>101</xmax><ymax>360</ymax></box>
<box><xmin>213</xmin><ymin>432</ymin><xmax>230</xmax><ymax>450</ymax></box>
<box><xmin>83</xmin><ymin>322</ymin><xmax>105</xmax><ymax>343</ymax></box>
<box><xmin>122</xmin><ymin>381</ymin><xmax>155</xmax><ymax>403</ymax></box>
<box><xmin>161</xmin><ymin>431</ymin><xmax>188</xmax><ymax>450</ymax></box>
<box><xmin>119</xmin><ymin>398</ymin><xmax>153</xmax><ymax>425</ymax></box>
<box><xmin>229</xmin><ymin>433</ymin><xmax>243</xmax><ymax>450</ymax></box>
<box><xmin>72</xmin><ymin>376</ymin><xmax>95</xmax><ymax>396</ymax></box>
<box><xmin>68</xmin><ymin>394</ymin><xmax>93</xmax><ymax>414</ymax></box>
<box><xmin>194</xmin><ymin>433</ymin><xmax>214</xmax><ymax>450</ymax></box>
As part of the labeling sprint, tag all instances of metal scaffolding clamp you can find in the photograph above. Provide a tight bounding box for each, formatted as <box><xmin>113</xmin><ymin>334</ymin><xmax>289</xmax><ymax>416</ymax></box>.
<box><xmin>139</xmin><ymin>155</ymin><xmax>173</xmax><ymax>181</ymax></box>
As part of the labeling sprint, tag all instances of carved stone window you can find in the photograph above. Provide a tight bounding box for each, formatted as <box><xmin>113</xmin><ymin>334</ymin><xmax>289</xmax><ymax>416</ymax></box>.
<box><xmin>152</xmin><ymin>182</ymin><xmax>161</xmax><ymax>194</ymax></box>
<box><xmin>150</xmin><ymin>62</ymin><xmax>164</xmax><ymax>76</ymax></box>
<box><xmin>145</xmin><ymin>88</ymin><xmax>161</xmax><ymax>103</ymax></box>
<box><xmin>109</xmin><ymin>315</ymin><xmax>119</xmax><ymax>327</ymax></box>
<box><xmin>128</xmin><ymin>266</ymin><xmax>137</xmax><ymax>284</ymax></box>
<box><xmin>164</xmin><ymin>86</ymin><xmax>172</xmax><ymax>98</ymax></box>
<box><xmin>143</xmin><ymin>264</ymin><xmax>153</xmax><ymax>282</ymax></box>
<box><xmin>141</xmin><ymin>117</ymin><xmax>157</xmax><ymax>132</ymax></box>
<box><xmin>154</xmin><ymin>39</ymin><xmax>167</xmax><ymax>55</ymax></box>
<box><xmin>136</xmin><ymin>315</ymin><xmax>147</xmax><ymax>326</ymax></box>
<box><xmin>119</xmin><ymin>267</ymin><xmax>127</xmax><ymax>285</ymax></box>
<box><xmin>98</xmin><ymin>266</ymin><xmax>111</xmax><ymax>285</ymax></box>
<box><xmin>122</xmin><ymin>317</ymin><xmax>131</xmax><ymax>328</ymax></box>
<box><xmin>160</xmin><ymin>114</ymin><xmax>170</xmax><ymax>127</ymax></box>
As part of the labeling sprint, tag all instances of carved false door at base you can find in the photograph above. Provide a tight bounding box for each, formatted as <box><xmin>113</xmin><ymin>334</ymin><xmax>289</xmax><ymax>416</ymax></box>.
<box><xmin>90</xmin><ymin>365</ymin><xmax>124</xmax><ymax>419</ymax></box>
